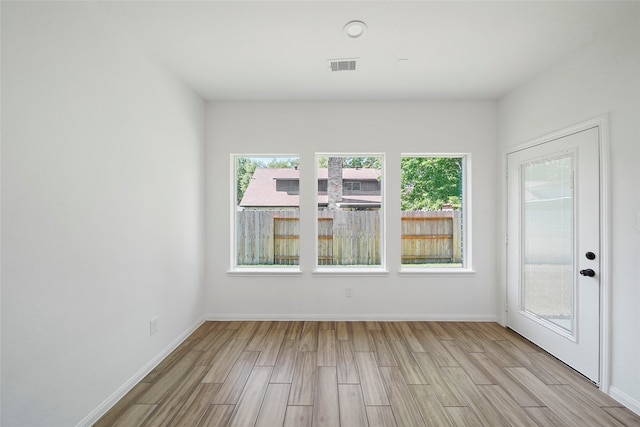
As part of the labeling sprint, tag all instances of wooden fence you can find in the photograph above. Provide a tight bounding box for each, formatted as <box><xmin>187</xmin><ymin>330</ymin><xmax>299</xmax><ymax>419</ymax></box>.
<box><xmin>236</xmin><ymin>210</ymin><xmax>461</xmax><ymax>266</ymax></box>
<box><xmin>236</xmin><ymin>210</ymin><xmax>299</xmax><ymax>265</ymax></box>
<box><xmin>317</xmin><ymin>210</ymin><xmax>381</xmax><ymax>266</ymax></box>
<box><xmin>400</xmin><ymin>210</ymin><xmax>462</xmax><ymax>264</ymax></box>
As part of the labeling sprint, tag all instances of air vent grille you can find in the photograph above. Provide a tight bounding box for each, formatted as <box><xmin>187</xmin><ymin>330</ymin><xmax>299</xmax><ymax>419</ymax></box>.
<box><xmin>328</xmin><ymin>58</ymin><xmax>359</xmax><ymax>72</ymax></box>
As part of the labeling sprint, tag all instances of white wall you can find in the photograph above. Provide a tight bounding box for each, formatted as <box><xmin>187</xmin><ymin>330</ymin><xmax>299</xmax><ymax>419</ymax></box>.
<box><xmin>1</xmin><ymin>3</ymin><xmax>205</xmax><ymax>426</ymax></box>
<box><xmin>498</xmin><ymin>23</ymin><xmax>640</xmax><ymax>412</ymax></box>
<box><xmin>205</xmin><ymin>102</ymin><xmax>499</xmax><ymax>320</ymax></box>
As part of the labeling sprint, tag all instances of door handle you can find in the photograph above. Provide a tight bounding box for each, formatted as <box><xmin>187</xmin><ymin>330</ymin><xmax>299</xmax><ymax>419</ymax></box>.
<box><xmin>580</xmin><ymin>269</ymin><xmax>596</xmax><ymax>277</ymax></box>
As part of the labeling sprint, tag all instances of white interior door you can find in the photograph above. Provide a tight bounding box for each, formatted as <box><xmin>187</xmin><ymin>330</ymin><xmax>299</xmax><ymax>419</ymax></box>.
<box><xmin>507</xmin><ymin>126</ymin><xmax>600</xmax><ymax>383</ymax></box>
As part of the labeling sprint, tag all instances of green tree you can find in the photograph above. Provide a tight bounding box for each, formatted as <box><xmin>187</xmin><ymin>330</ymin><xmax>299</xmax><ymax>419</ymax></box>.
<box><xmin>401</xmin><ymin>157</ymin><xmax>462</xmax><ymax>211</ymax></box>
<box><xmin>266</xmin><ymin>158</ymin><xmax>299</xmax><ymax>169</ymax></box>
<box><xmin>342</xmin><ymin>157</ymin><xmax>381</xmax><ymax>169</ymax></box>
<box><xmin>236</xmin><ymin>158</ymin><xmax>262</xmax><ymax>204</ymax></box>
<box><xmin>317</xmin><ymin>156</ymin><xmax>381</xmax><ymax>169</ymax></box>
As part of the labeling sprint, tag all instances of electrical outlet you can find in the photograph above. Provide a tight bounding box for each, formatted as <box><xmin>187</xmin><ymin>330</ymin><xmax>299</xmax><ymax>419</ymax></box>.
<box><xmin>150</xmin><ymin>317</ymin><xmax>159</xmax><ymax>335</ymax></box>
<box><xmin>345</xmin><ymin>287</ymin><xmax>353</xmax><ymax>297</ymax></box>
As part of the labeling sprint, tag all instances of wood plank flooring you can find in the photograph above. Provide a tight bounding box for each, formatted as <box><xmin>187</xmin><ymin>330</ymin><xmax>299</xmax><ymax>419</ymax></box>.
<box><xmin>94</xmin><ymin>321</ymin><xmax>640</xmax><ymax>426</ymax></box>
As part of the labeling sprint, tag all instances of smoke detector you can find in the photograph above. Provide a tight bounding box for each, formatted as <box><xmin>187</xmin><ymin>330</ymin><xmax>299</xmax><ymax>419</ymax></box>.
<box><xmin>343</xmin><ymin>20</ymin><xmax>367</xmax><ymax>38</ymax></box>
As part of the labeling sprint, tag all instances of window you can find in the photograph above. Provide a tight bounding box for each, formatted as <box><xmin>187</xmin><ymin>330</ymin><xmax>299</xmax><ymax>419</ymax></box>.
<box><xmin>232</xmin><ymin>155</ymin><xmax>300</xmax><ymax>270</ymax></box>
<box><xmin>231</xmin><ymin>153</ymin><xmax>468</xmax><ymax>274</ymax></box>
<box><xmin>275</xmin><ymin>179</ymin><xmax>299</xmax><ymax>194</ymax></box>
<box><xmin>400</xmin><ymin>154</ymin><xmax>470</xmax><ymax>271</ymax></box>
<box><xmin>315</xmin><ymin>154</ymin><xmax>385</xmax><ymax>270</ymax></box>
<box><xmin>343</xmin><ymin>182</ymin><xmax>361</xmax><ymax>192</ymax></box>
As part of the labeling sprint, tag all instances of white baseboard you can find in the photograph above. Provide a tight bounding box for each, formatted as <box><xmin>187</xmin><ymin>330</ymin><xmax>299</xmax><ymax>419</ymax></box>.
<box><xmin>205</xmin><ymin>313</ymin><xmax>498</xmax><ymax>322</ymax></box>
<box><xmin>609</xmin><ymin>386</ymin><xmax>640</xmax><ymax>416</ymax></box>
<box><xmin>77</xmin><ymin>316</ymin><xmax>206</xmax><ymax>427</ymax></box>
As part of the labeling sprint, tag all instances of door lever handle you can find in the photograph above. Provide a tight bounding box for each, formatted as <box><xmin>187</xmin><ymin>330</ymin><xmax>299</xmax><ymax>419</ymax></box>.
<box><xmin>580</xmin><ymin>269</ymin><xmax>596</xmax><ymax>277</ymax></box>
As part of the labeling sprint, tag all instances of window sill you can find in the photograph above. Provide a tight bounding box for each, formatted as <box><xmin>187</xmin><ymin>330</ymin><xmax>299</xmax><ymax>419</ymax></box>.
<box><xmin>312</xmin><ymin>268</ymin><xmax>389</xmax><ymax>277</ymax></box>
<box><xmin>227</xmin><ymin>268</ymin><xmax>303</xmax><ymax>276</ymax></box>
<box><xmin>398</xmin><ymin>267</ymin><xmax>476</xmax><ymax>276</ymax></box>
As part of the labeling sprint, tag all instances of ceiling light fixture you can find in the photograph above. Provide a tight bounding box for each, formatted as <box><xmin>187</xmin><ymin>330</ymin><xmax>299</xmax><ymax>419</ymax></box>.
<box><xmin>343</xmin><ymin>20</ymin><xmax>367</xmax><ymax>38</ymax></box>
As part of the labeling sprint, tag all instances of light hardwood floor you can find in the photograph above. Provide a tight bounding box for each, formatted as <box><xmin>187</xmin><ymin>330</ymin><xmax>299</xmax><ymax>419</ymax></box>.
<box><xmin>95</xmin><ymin>321</ymin><xmax>640</xmax><ymax>426</ymax></box>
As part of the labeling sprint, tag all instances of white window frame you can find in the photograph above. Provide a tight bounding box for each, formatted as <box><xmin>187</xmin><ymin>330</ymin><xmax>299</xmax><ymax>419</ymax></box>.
<box><xmin>229</xmin><ymin>153</ymin><xmax>302</xmax><ymax>275</ymax></box>
<box><xmin>399</xmin><ymin>153</ymin><xmax>474</xmax><ymax>275</ymax></box>
<box><xmin>313</xmin><ymin>153</ymin><xmax>387</xmax><ymax>275</ymax></box>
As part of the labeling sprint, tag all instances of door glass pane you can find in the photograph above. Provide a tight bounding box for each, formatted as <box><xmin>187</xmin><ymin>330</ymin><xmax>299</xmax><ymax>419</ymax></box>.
<box><xmin>521</xmin><ymin>154</ymin><xmax>574</xmax><ymax>334</ymax></box>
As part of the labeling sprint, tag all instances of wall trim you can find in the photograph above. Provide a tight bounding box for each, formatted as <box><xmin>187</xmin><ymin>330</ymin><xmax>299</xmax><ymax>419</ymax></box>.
<box><xmin>205</xmin><ymin>313</ymin><xmax>499</xmax><ymax>322</ymax></box>
<box><xmin>609</xmin><ymin>386</ymin><xmax>640</xmax><ymax>416</ymax></box>
<box><xmin>77</xmin><ymin>316</ymin><xmax>206</xmax><ymax>427</ymax></box>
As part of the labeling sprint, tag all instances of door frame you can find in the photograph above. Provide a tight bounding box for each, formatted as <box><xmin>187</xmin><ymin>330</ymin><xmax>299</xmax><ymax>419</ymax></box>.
<box><xmin>501</xmin><ymin>115</ymin><xmax>610</xmax><ymax>391</ymax></box>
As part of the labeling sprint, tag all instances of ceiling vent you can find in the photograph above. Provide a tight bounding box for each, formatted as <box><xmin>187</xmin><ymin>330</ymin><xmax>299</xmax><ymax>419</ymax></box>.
<box><xmin>328</xmin><ymin>58</ymin><xmax>359</xmax><ymax>72</ymax></box>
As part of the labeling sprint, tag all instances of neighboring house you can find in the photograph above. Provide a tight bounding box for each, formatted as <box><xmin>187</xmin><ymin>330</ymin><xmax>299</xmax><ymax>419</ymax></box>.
<box><xmin>239</xmin><ymin>167</ymin><xmax>381</xmax><ymax>210</ymax></box>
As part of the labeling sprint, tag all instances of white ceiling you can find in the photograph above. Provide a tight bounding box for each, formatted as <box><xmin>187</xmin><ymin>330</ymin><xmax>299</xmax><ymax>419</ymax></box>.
<box><xmin>98</xmin><ymin>1</ymin><xmax>640</xmax><ymax>101</ymax></box>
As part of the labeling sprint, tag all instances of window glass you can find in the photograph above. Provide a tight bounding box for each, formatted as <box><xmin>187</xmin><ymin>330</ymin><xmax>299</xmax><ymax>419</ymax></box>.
<box><xmin>401</xmin><ymin>156</ymin><xmax>466</xmax><ymax>269</ymax></box>
<box><xmin>233</xmin><ymin>155</ymin><xmax>300</xmax><ymax>268</ymax></box>
<box><xmin>522</xmin><ymin>155</ymin><xmax>574</xmax><ymax>332</ymax></box>
<box><xmin>316</xmin><ymin>155</ymin><xmax>384</xmax><ymax>268</ymax></box>
<box><xmin>344</xmin><ymin>182</ymin><xmax>361</xmax><ymax>192</ymax></box>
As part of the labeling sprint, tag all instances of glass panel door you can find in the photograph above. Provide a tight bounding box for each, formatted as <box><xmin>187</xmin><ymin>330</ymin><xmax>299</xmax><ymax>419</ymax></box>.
<box><xmin>507</xmin><ymin>126</ymin><xmax>601</xmax><ymax>383</ymax></box>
